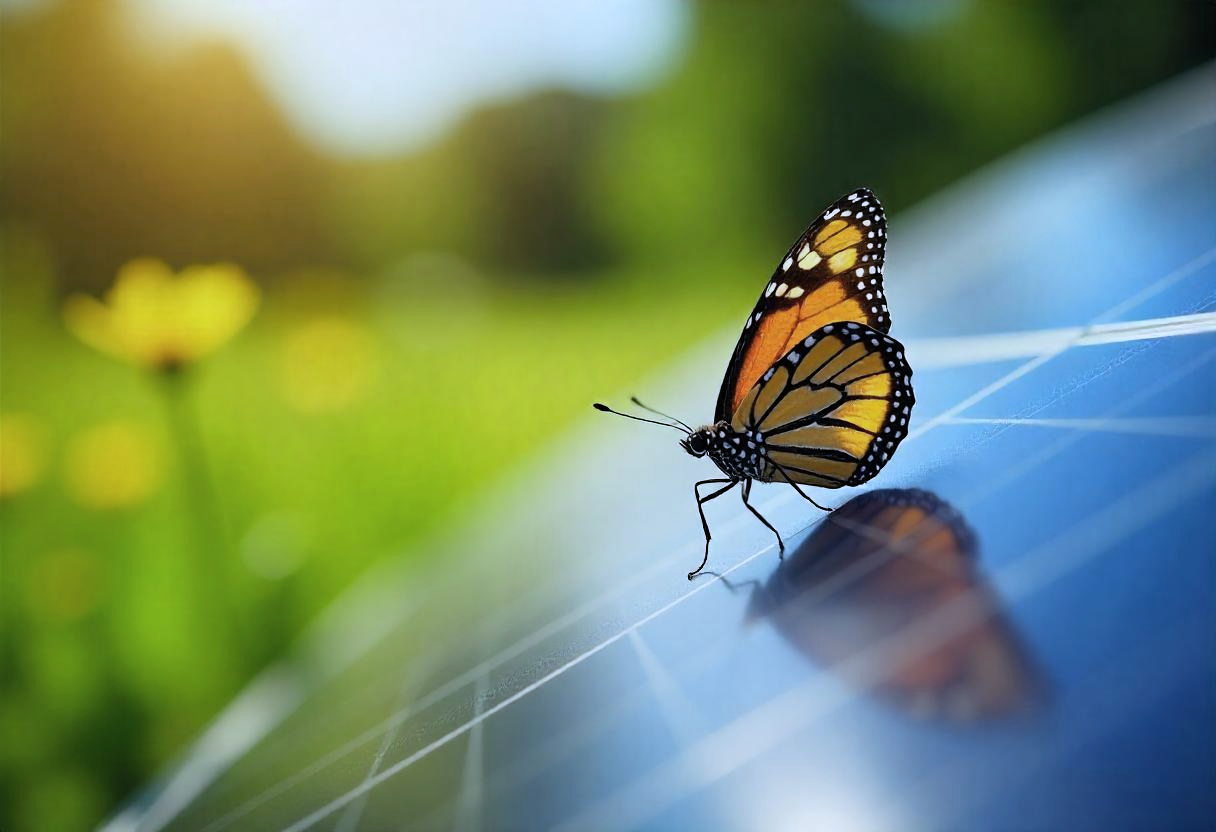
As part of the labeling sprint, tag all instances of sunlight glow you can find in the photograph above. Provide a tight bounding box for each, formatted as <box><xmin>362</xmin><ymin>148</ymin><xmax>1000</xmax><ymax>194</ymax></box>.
<box><xmin>125</xmin><ymin>0</ymin><xmax>689</xmax><ymax>156</ymax></box>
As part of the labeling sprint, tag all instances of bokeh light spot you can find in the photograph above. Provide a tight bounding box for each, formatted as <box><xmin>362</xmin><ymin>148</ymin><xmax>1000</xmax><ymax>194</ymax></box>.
<box><xmin>279</xmin><ymin>317</ymin><xmax>380</xmax><ymax>413</ymax></box>
<box><xmin>0</xmin><ymin>413</ymin><xmax>47</xmax><ymax>499</ymax></box>
<box><xmin>63</xmin><ymin>421</ymin><xmax>164</xmax><ymax>509</ymax></box>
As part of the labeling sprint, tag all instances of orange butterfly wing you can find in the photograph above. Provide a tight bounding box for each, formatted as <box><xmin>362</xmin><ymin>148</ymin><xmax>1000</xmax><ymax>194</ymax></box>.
<box><xmin>768</xmin><ymin>490</ymin><xmax>1043</xmax><ymax>721</ymax></box>
<box><xmin>715</xmin><ymin>188</ymin><xmax>891</xmax><ymax>422</ymax></box>
<box><xmin>731</xmin><ymin>322</ymin><xmax>913</xmax><ymax>489</ymax></box>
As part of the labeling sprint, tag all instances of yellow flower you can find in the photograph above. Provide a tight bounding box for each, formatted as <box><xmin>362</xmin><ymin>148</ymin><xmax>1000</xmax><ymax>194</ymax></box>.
<box><xmin>64</xmin><ymin>258</ymin><xmax>259</xmax><ymax>371</ymax></box>
<box><xmin>63</xmin><ymin>421</ymin><xmax>164</xmax><ymax>509</ymax></box>
<box><xmin>0</xmin><ymin>414</ymin><xmax>47</xmax><ymax>499</ymax></box>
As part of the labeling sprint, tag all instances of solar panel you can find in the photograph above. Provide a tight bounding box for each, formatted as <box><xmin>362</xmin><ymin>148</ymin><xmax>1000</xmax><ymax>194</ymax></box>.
<box><xmin>107</xmin><ymin>63</ymin><xmax>1216</xmax><ymax>832</ymax></box>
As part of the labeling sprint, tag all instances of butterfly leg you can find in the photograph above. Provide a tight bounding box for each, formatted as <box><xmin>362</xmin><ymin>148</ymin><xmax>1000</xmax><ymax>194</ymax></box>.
<box><xmin>771</xmin><ymin>465</ymin><xmax>834</xmax><ymax>512</ymax></box>
<box><xmin>741</xmin><ymin>479</ymin><xmax>784</xmax><ymax>555</ymax></box>
<box><xmin>689</xmin><ymin>478</ymin><xmax>737</xmax><ymax>580</ymax></box>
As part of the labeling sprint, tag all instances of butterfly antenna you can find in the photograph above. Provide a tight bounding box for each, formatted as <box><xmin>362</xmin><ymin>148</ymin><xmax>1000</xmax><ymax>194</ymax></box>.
<box><xmin>629</xmin><ymin>397</ymin><xmax>695</xmax><ymax>433</ymax></box>
<box><xmin>593</xmin><ymin>402</ymin><xmax>690</xmax><ymax>434</ymax></box>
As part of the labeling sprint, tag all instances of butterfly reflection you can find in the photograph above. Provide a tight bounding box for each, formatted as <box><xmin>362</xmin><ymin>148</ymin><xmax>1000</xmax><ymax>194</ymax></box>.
<box><xmin>739</xmin><ymin>489</ymin><xmax>1044</xmax><ymax>722</ymax></box>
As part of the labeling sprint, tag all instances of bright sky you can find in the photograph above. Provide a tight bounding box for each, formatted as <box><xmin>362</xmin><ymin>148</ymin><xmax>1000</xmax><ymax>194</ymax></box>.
<box><xmin>123</xmin><ymin>0</ymin><xmax>690</xmax><ymax>157</ymax></box>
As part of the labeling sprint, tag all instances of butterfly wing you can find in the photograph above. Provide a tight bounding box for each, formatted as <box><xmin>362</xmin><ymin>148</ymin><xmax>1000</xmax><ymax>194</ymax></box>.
<box><xmin>771</xmin><ymin>490</ymin><xmax>1042</xmax><ymax>721</ymax></box>
<box><xmin>731</xmin><ymin>322</ymin><xmax>913</xmax><ymax>488</ymax></box>
<box><xmin>715</xmin><ymin>188</ymin><xmax>890</xmax><ymax>422</ymax></box>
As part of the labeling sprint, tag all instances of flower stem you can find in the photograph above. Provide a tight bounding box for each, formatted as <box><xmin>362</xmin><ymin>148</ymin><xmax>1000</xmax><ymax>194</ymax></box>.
<box><xmin>159</xmin><ymin>371</ymin><xmax>236</xmax><ymax>653</ymax></box>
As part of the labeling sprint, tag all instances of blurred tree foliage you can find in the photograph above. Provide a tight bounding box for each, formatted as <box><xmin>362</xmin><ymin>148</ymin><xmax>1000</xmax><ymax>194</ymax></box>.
<box><xmin>0</xmin><ymin>0</ymin><xmax>337</xmax><ymax>288</ymax></box>
<box><xmin>3</xmin><ymin>0</ymin><xmax>1211</xmax><ymax>289</ymax></box>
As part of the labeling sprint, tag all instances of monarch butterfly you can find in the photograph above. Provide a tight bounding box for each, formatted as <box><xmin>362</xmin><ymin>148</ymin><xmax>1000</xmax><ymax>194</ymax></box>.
<box><xmin>739</xmin><ymin>490</ymin><xmax>1043</xmax><ymax>721</ymax></box>
<box><xmin>596</xmin><ymin>188</ymin><xmax>914</xmax><ymax>579</ymax></box>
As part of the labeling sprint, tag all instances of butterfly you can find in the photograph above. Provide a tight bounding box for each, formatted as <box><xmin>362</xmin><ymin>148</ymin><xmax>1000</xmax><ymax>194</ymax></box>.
<box><xmin>596</xmin><ymin>188</ymin><xmax>914</xmax><ymax>579</ymax></box>
<box><xmin>739</xmin><ymin>489</ymin><xmax>1044</xmax><ymax>721</ymax></box>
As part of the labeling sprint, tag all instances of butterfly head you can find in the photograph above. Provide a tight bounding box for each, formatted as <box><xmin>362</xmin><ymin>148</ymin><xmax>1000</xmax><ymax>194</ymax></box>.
<box><xmin>680</xmin><ymin>427</ymin><xmax>715</xmax><ymax>458</ymax></box>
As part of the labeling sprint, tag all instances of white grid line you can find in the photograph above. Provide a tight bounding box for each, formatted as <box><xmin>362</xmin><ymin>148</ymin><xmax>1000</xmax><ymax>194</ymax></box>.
<box><xmin>941</xmin><ymin>415</ymin><xmax>1216</xmax><ymax>439</ymax></box>
<box><xmin>332</xmin><ymin>659</ymin><xmax>432</xmax><ymax>832</ymax></box>
<box><xmin>627</xmin><ymin>629</ymin><xmax>704</xmax><ymax>745</ymax></box>
<box><xmin>452</xmin><ymin>673</ymin><xmax>489</xmax><ymax>832</ymax></box>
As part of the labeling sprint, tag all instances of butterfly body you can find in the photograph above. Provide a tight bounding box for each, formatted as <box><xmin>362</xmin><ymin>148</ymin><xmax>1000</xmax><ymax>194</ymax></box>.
<box><xmin>597</xmin><ymin>188</ymin><xmax>915</xmax><ymax>579</ymax></box>
<box><xmin>682</xmin><ymin>422</ymin><xmax>770</xmax><ymax>481</ymax></box>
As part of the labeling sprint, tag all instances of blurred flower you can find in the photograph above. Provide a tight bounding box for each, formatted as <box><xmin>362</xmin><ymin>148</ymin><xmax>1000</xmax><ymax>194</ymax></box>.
<box><xmin>279</xmin><ymin>316</ymin><xmax>379</xmax><ymax>412</ymax></box>
<box><xmin>64</xmin><ymin>421</ymin><xmax>164</xmax><ymax>509</ymax></box>
<box><xmin>64</xmin><ymin>258</ymin><xmax>260</xmax><ymax>372</ymax></box>
<box><xmin>0</xmin><ymin>413</ymin><xmax>47</xmax><ymax>499</ymax></box>
<box><xmin>26</xmin><ymin>548</ymin><xmax>104</xmax><ymax>623</ymax></box>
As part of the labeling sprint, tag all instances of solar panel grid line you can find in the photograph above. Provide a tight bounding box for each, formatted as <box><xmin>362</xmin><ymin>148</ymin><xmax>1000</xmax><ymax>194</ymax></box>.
<box><xmin>273</xmin><ymin>319</ymin><xmax>1215</xmax><ymax>831</ymax></box>
<box><xmin>452</xmin><ymin>673</ymin><xmax>489</xmax><ymax>832</ymax></box>
<box><xmin>1080</xmin><ymin>310</ymin><xmax>1216</xmax><ymax>343</ymax></box>
<box><xmin>553</xmin><ymin>449</ymin><xmax>1216</xmax><ymax>831</ymax></box>
<box><xmin>332</xmin><ymin>661</ymin><xmax>433</xmax><ymax>832</ymax></box>
<box><xmin>912</xmin><ymin>308</ymin><xmax>1216</xmax><ymax>369</ymax></box>
<box><xmin>626</xmin><ymin>628</ymin><xmax>705</xmax><ymax>746</ymax></box>
<box><xmin>942</xmin><ymin>415</ymin><xmax>1216</xmax><ymax>439</ymax></box>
